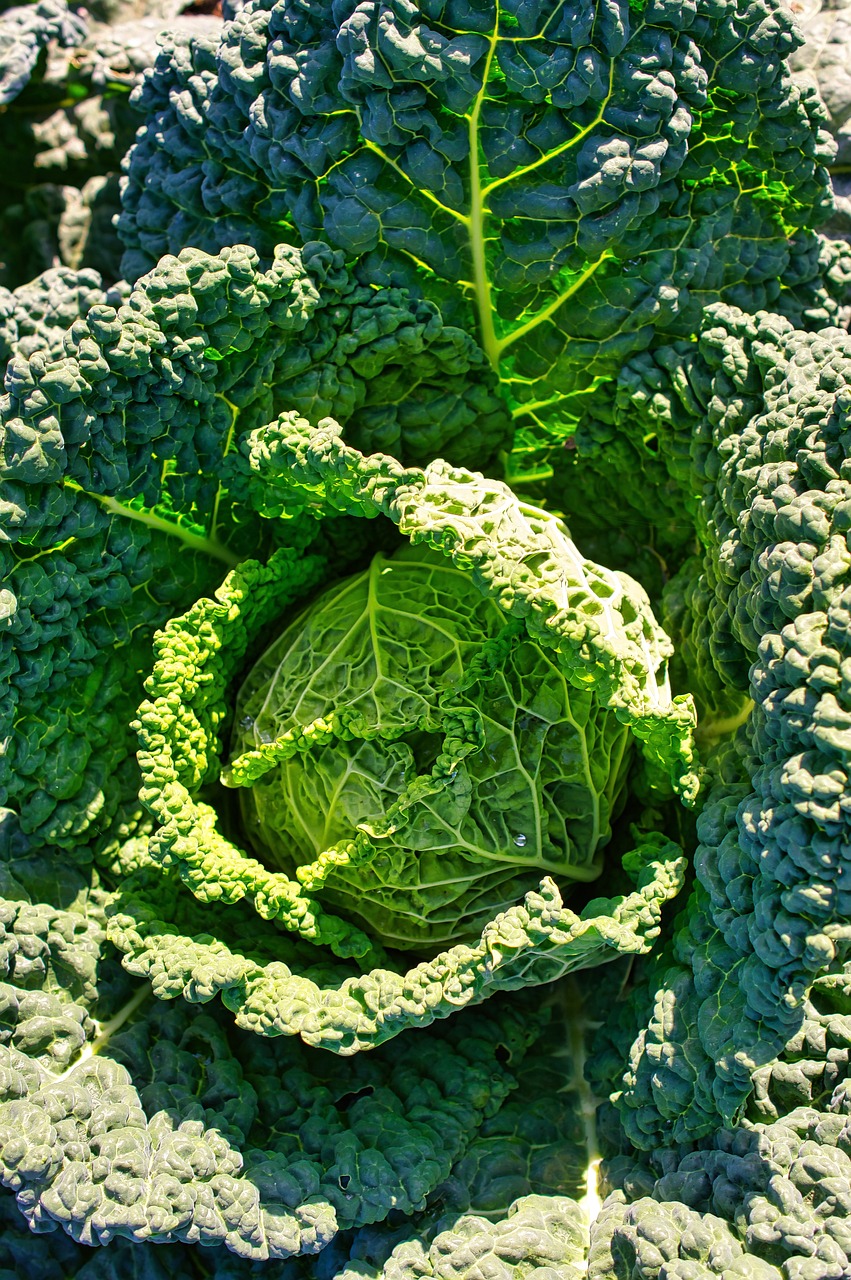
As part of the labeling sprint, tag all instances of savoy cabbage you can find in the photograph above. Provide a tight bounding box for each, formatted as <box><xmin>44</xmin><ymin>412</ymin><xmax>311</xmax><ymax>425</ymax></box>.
<box><xmin>230</xmin><ymin>541</ymin><xmax>639</xmax><ymax>951</ymax></box>
<box><xmin>4</xmin><ymin>0</ymin><xmax>851</xmax><ymax>1274</ymax></box>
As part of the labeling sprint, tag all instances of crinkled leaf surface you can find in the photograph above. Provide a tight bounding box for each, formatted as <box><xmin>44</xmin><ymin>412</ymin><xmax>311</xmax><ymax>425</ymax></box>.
<box><xmin>118</xmin><ymin>0</ymin><xmax>834</xmax><ymax>482</ymax></box>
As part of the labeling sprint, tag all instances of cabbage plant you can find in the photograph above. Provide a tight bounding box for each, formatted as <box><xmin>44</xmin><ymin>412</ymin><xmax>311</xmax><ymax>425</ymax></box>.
<box><xmin>5</xmin><ymin>0</ymin><xmax>851</xmax><ymax>1271</ymax></box>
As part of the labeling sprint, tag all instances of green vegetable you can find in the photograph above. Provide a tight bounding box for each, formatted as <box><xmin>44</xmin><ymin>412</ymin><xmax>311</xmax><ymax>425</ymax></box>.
<box><xmin>0</xmin><ymin>0</ymin><xmax>86</xmax><ymax>106</ymax></box>
<box><xmin>5</xmin><ymin>0</ymin><xmax>851</xmax><ymax>1270</ymax></box>
<box><xmin>230</xmin><ymin>541</ymin><xmax>636</xmax><ymax>950</ymax></box>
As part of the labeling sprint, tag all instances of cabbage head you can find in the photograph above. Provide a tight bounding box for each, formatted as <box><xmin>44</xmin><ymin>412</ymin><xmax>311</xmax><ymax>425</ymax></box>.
<box><xmin>231</xmin><ymin>544</ymin><xmax>633</xmax><ymax>951</ymax></box>
<box><xmin>123</xmin><ymin>419</ymin><xmax>694</xmax><ymax>1049</ymax></box>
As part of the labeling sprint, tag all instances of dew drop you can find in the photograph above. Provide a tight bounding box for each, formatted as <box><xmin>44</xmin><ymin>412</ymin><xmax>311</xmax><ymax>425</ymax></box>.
<box><xmin>514</xmin><ymin>834</ymin><xmax>527</xmax><ymax>848</ymax></box>
<box><xmin>239</xmin><ymin>715</ymin><xmax>254</xmax><ymax>730</ymax></box>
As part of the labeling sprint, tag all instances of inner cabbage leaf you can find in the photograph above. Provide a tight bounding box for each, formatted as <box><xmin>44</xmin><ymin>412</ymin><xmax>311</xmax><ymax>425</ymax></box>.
<box><xmin>231</xmin><ymin>543</ymin><xmax>632</xmax><ymax>950</ymax></box>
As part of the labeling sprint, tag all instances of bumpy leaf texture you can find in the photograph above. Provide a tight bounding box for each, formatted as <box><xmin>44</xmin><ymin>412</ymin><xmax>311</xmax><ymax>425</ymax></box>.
<box><xmin>0</xmin><ymin>825</ymin><xmax>566</xmax><ymax>1262</ymax></box>
<box><xmin>5</xmin><ymin>912</ymin><xmax>851</xmax><ymax>1278</ymax></box>
<box><xmin>791</xmin><ymin>0</ymin><xmax>851</xmax><ymax>240</ymax></box>
<box><xmin>116</xmin><ymin>0</ymin><xmax>834</xmax><ymax>476</ymax></box>
<box><xmin>0</xmin><ymin>0</ymin><xmax>172</xmax><ymax>288</ymax></box>
<box><xmin>591</xmin><ymin>961</ymin><xmax>851</xmax><ymax>1279</ymax></box>
<box><xmin>0</xmin><ymin>838</ymin><xmax>599</xmax><ymax>1269</ymax></box>
<box><xmin>0</xmin><ymin>0</ymin><xmax>87</xmax><ymax>105</ymax></box>
<box><xmin>598</xmin><ymin>307</ymin><xmax>851</xmax><ymax>1148</ymax></box>
<box><xmin>536</xmin><ymin>227</ymin><xmax>851</xmax><ymax>588</ymax></box>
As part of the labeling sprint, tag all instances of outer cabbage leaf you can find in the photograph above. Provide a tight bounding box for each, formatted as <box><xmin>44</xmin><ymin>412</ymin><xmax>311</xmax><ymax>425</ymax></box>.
<box><xmin>597</xmin><ymin>307</ymin><xmax>851</xmax><ymax>1146</ymax></box>
<box><xmin>0</xmin><ymin>822</ymin><xmax>550</xmax><ymax>1262</ymax></box>
<box><xmin>0</xmin><ymin>1194</ymin><xmax>193</xmax><ymax>1278</ymax></box>
<box><xmin>0</xmin><ymin>1189</ymin><xmax>592</xmax><ymax>1279</ymax></box>
<box><xmin>0</xmin><ymin>876</ymin><xmax>613</xmax><ymax>1275</ymax></box>
<box><xmin>532</xmin><ymin>230</ymin><xmax>851</xmax><ymax>588</ymax></box>
<box><xmin>349</xmin><ymin>1195</ymin><xmax>589</xmax><ymax>1279</ymax></box>
<box><xmin>792</xmin><ymin>0</ymin><xmax>851</xmax><ymax>241</ymax></box>
<box><xmin>7</xmin><ymin>917</ymin><xmax>851</xmax><ymax>1278</ymax></box>
<box><xmin>117</xmin><ymin>0</ymin><xmax>834</xmax><ymax>468</ymax></box>
<box><xmin>0</xmin><ymin>265</ymin><xmax>116</xmax><ymax>366</ymax></box>
<box><xmin>0</xmin><ymin>2</ymin><xmax>128</xmax><ymax>287</ymax></box>
<box><xmin>593</xmin><ymin>1100</ymin><xmax>851</xmax><ymax>1280</ymax></box>
<box><xmin>0</xmin><ymin>0</ymin><xmax>221</xmax><ymax>288</ymax></box>
<box><xmin>581</xmin><ymin>946</ymin><xmax>851</xmax><ymax>1279</ymax></box>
